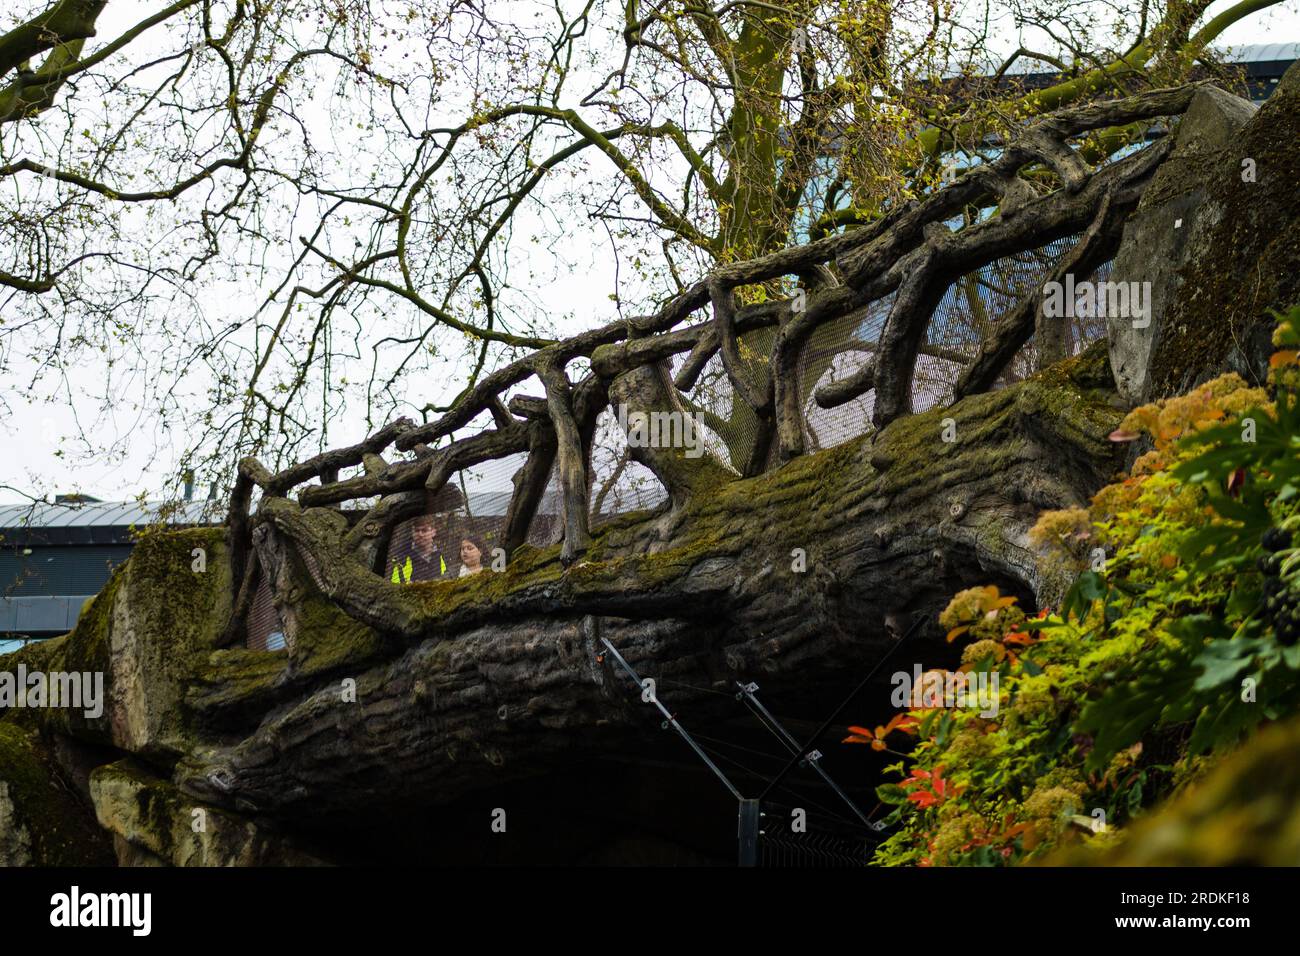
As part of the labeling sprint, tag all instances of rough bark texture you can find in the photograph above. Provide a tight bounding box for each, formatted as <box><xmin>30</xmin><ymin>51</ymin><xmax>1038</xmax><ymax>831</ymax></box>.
<box><xmin>1141</xmin><ymin>60</ymin><xmax>1300</xmax><ymax>399</ymax></box>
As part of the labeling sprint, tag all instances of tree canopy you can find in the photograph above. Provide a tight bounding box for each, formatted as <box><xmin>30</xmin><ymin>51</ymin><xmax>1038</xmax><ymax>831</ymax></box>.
<box><xmin>0</xmin><ymin>0</ymin><xmax>1284</xmax><ymax>496</ymax></box>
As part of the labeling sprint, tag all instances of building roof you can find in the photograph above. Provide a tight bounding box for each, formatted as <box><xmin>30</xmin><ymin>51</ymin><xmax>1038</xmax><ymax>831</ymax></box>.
<box><xmin>948</xmin><ymin>41</ymin><xmax>1298</xmax><ymax>80</ymax></box>
<box><xmin>0</xmin><ymin>499</ymin><xmax>220</xmax><ymax>546</ymax></box>
<box><xmin>1222</xmin><ymin>42</ymin><xmax>1300</xmax><ymax>64</ymax></box>
<box><xmin>0</xmin><ymin>499</ymin><xmax>216</xmax><ymax>529</ymax></box>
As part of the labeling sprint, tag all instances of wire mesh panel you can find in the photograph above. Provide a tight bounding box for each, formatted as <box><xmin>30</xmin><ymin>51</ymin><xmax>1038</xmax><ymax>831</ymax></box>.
<box><xmin>669</xmin><ymin>348</ymin><xmax>766</xmax><ymax>476</ymax></box>
<box><xmin>384</xmin><ymin>462</ymin><xmax>517</xmax><ymax>582</ymax></box>
<box><xmin>794</xmin><ymin>237</ymin><xmax>1114</xmax><ymax>454</ymax></box>
<box><xmin>588</xmin><ymin>410</ymin><xmax>676</xmax><ymax>525</ymax></box>
<box><xmin>246</xmin><ymin>573</ymin><xmax>287</xmax><ymax>652</ymax></box>
<box><xmin>758</xmin><ymin>828</ymin><xmax>875</xmax><ymax>867</ymax></box>
<box><xmin>799</xmin><ymin>297</ymin><xmax>894</xmax><ymax>451</ymax></box>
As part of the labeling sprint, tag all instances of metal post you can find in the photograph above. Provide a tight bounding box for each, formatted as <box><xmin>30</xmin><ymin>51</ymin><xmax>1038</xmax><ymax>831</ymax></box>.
<box><xmin>737</xmin><ymin>799</ymin><xmax>761</xmax><ymax>867</ymax></box>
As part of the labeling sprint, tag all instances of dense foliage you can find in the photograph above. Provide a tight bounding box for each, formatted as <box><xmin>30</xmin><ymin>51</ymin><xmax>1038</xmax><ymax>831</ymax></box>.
<box><xmin>858</xmin><ymin>305</ymin><xmax>1300</xmax><ymax>866</ymax></box>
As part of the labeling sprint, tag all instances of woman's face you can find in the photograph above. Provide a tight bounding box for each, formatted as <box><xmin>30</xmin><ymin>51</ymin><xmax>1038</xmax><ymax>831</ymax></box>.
<box><xmin>460</xmin><ymin>539</ymin><xmax>482</xmax><ymax>566</ymax></box>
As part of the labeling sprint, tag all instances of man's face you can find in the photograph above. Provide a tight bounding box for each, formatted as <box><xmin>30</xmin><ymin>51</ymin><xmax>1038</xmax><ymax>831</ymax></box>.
<box><xmin>412</xmin><ymin>522</ymin><xmax>436</xmax><ymax>553</ymax></box>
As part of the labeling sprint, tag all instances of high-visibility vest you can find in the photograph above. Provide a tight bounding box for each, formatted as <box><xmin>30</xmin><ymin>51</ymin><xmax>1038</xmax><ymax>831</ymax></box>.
<box><xmin>390</xmin><ymin>554</ymin><xmax>447</xmax><ymax>584</ymax></box>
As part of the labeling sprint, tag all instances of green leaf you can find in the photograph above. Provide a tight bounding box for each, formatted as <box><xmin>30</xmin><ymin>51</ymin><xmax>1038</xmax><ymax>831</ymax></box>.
<box><xmin>1019</xmin><ymin>657</ymin><xmax>1045</xmax><ymax>677</ymax></box>
<box><xmin>1192</xmin><ymin>638</ymin><xmax>1261</xmax><ymax>691</ymax></box>
<box><xmin>876</xmin><ymin>783</ymin><xmax>908</xmax><ymax>805</ymax></box>
<box><xmin>1075</xmin><ymin>649</ymin><xmax>1199</xmax><ymax>772</ymax></box>
<box><xmin>1188</xmin><ymin>693</ymin><xmax>1260</xmax><ymax>754</ymax></box>
<box><xmin>935</xmin><ymin>711</ymin><xmax>954</xmax><ymax>748</ymax></box>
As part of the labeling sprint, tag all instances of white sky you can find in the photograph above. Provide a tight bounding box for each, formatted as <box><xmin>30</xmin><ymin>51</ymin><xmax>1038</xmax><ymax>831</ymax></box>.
<box><xmin>0</xmin><ymin>0</ymin><xmax>1296</xmax><ymax>505</ymax></box>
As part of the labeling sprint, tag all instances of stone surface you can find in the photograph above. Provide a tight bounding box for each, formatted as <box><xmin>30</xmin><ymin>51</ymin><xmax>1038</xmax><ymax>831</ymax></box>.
<box><xmin>105</xmin><ymin>530</ymin><xmax>232</xmax><ymax>756</ymax></box>
<box><xmin>0</xmin><ymin>780</ymin><xmax>33</xmax><ymax>866</ymax></box>
<box><xmin>1144</xmin><ymin>60</ymin><xmax>1300</xmax><ymax>398</ymax></box>
<box><xmin>1107</xmin><ymin>86</ymin><xmax>1257</xmax><ymax>404</ymax></box>
<box><xmin>90</xmin><ymin>759</ymin><xmax>326</xmax><ymax>866</ymax></box>
<box><xmin>0</xmin><ymin>723</ymin><xmax>115</xmax><ymax>865</ymax></box>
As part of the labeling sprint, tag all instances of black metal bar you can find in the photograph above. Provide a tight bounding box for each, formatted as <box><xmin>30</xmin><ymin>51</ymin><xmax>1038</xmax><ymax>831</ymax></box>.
<box><xmin>599</xmin><ymin>636</ymin><xmax>745</xmax><ymax>801</ymax></box>
<box><xmin>738</xmin><ymin>682</ymin><xmax>882</xmax><ymax>833</ymax></box>
<box><xmin>757</xmin><ymin>614</ymin><xmax>927</xmax><ymax>803</ymax></box>
<box><xmin>737</xmin><ymin>799</ymin><xmax>760</xmax><ymax>867</ymax></box>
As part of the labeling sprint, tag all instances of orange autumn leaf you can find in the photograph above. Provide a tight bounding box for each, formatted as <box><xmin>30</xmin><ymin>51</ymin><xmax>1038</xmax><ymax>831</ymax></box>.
<box><xmin>1021</xmin><ymin>826</ymin><xmax>1043</xmax><ymax>851</ymax></box>
<box><xmin>842</xmin><ymin>724</ymin><xmax>876</xmax><ymax>744</ymax></box>
<box><xmin>885</xmin><ymin>713</ymin><xmax>920</xmax><ymax>735</ymax></box>
<box><xmin>1270</xmin><ymin>350</ymin><xmax>1299</xmax><ymax>368</ymax></box>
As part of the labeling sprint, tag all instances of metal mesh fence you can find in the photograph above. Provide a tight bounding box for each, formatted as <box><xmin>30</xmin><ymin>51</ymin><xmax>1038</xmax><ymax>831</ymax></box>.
<box><xmin>246</xmin><ymin>246</ymin><xmax>1112</xmax><ymax>649</ymax></box>
<box><xmin>246</xmin><ymin>570</ymin><xmax>287</xmax><ymax>652</ymax></box>
<box><xmin>758</xmin><ymin>828</ymin><xmax>875</xmax><ymax>867</ymax></box>
<box><xmin>797</xmin><ymin>237</ymin><xmax>1112</xmax><ymax>452</ymax></box>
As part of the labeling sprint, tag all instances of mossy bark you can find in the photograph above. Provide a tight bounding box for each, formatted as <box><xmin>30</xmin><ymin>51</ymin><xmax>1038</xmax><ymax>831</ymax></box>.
<box><xmin>1145</xmin><ymin>61</ymin><xmax>1300</xmax><ymax>397</ymax></box>
<box><xmin>0</xmin><ymin>723</ymin><xmax>114</xmax><ymax>866</ymax></box>
<box><xmin>166</xmin><ymin>344</ymin><xmax>1123</xmax><ymax>821</ymax></box>
<box><xmin>90</xmin><ymin>759</ymin><xmax>324</xmax><ymax>866</ymax></box>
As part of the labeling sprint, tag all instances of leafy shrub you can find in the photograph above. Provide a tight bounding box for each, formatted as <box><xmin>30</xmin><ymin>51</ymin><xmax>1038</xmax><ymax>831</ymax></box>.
<box><xmin>862</xmin><ymin>306</ymin><xmax>1300</xmax><ymax>866</ymax></box>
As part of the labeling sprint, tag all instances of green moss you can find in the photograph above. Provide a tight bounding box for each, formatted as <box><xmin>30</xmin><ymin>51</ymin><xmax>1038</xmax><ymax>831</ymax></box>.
<box><xmin>0</xmin><ymin>723</ymin><xmax>114</xmax><ymax>866</ymax></box>
<box><xmin>187</xmin><ymin>648</ymin><xmax>289</xmax><ymax>729</ymax></box>
<box><xmin>122</xmin><ymin>527</ymin><xmax>230</xmax><ymax>661</ymax></box>
<box><xmin>91</xmin><ymin>758</ymin><xmax>323</xmax><ymax>866</ymax></box>
<box><xmin>291</xmin><ymin>594</ymin><xmax>399</xmax><ymax>676</ymax></box>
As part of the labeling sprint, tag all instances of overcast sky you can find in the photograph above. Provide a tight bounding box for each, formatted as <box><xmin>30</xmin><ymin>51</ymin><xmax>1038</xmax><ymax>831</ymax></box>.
<box><xmin>1</xmin><ymin>0</ymin><xmax>1296</xmax><ymax>506</ymax></box>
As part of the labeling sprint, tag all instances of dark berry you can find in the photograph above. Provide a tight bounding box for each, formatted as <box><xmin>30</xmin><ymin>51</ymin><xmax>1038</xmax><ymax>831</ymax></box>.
<box><xmin>1263</xmin><ymin>527</ymin><xmax>1293</xmax><ymax>553</ymax></box>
